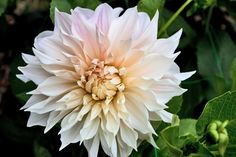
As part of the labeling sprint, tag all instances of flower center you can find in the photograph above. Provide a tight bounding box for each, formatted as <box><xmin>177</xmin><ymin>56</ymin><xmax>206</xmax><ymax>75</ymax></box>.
<box><xmin>77</xmin><ymin>59</ymin><xmax>126</xmax><ymax>104</ymax></box>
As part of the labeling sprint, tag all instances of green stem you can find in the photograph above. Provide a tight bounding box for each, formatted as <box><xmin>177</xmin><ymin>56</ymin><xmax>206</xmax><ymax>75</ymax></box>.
<box><xmin>154</xmin><ymin>148</ymin><xmax>158</xmax><ymax>157</ymax></box>
<box><xmin>207</xmin><ymin>30</ymin><xmax>224</xmax><ymax>78</ymax></box>
<box><xmin>158</xmin><ymin>0</ymin><xmax>193</xmax><ymax>36</ymax></box>
<box><xmin>205</xmin><ymin>5</ymin><xmax>215</xmax><ymax>33</ymax></box>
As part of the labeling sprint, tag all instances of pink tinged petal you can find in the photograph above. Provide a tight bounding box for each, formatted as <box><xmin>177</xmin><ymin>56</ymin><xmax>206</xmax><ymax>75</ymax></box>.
<box><xmin>72</xmin><ymin>7</ymin><xmax>94</xmax><ymax>19</ymax></box>
<box><xmin>84</xmin><ymin>133</ymin><xmax>100</xmax><ymax>157</ymax></box>
<box><xmin>107</xmin><ymin>7</ymin><xmax>138</xmax><ymax>64</ymax></box>
<box><xmin>122</xmin><ymin>50</ymin><xmax>144</xmax><ymax>68</ymax></box>
<box><xmin>34</xmin><ymin>36</ymin><xmax>71</xmax><ymax>61</ymax></box>
<box><xmin>22</xmin><ymin>53</ymin><xmax>40</xmax><ymax>64</ymax></box>
<box><xmin>45</xmin><ymin>110</ymin><xmax>70</xmax><ymax>133</ymax></box>
<box><xmin>127</xmin><ymin>54</ymin><xmax>175</xmax><ymax>79</ymax></box>
<box><xmin>80</xmin><ymin>117</ymin><xmax>100</xmax><ymax>141</ymax></box>
<box><xmin>60</xmin><ymin>33</ymin><xmax>90</xmax><ymax>63</ymax></box>
<box><xmin>54</xmin><ymin>8</ymin><xmax>72</xmax><ymax>34</ymax></box>
<box><xmin>36</xmin><ymin>77</ymin><xmax>77</xmax><ymax>96</ymax></box>
<box><xmin>59</xmin><ymin>121</ymin><xmax>83</xmax><ymax>150</ymax></box>
<box><xmin>71</xmin><ymin>10</ymin><xmax>99</xmax><ymax>59</ymax></box>
<box><xmin>152</xmin><ymin>79</ymin><xmax>187</xmax><ymax>103</ymax></box>
<box><xmin>27</xmin><ymin>112</ymin><xmax>49</xmax><ymax>127</ymax></box>
<box><xmin>148</xmin><ymin>29</ymin><xmax>183</xmax><ymax>56</ymax></box>
<box><xmin>18</xmin><ymin>65</ymin><xmax>52</xmax><ymax>84</ymax></box>
<box><xmin>21</xmin><ymin>95</ymin><xmax>47</xmax><ymax>110</ymax></box>
<box><xmin>108</xmin><ymin>7</ymin><xmax>138</xmax><ymax>47</ymax></box>
<box><xmin>132</xmin><ymin>10</ymin><xmax>159</xmax><ymax>50</ymax></box>
<box><xmin>120</xmin><ymin>121</ymin><xmax>138</xmax><ymax>150</ymax></box>
<box><xmin>93</xmin><ymin>3</ymin><xmax>123</xmax><ymax>35</ymax></box>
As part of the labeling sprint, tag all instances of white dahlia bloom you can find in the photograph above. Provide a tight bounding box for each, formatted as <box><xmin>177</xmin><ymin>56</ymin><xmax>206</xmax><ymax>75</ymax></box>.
<box><xmin>17</xmin><ymin>3</ymin><xmax>194</xmax><ymax>157</ymax></box>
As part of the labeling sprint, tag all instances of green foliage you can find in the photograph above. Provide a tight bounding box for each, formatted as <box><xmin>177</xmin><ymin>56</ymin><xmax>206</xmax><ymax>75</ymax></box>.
<box><xmin>34</xmin><ymin>140</ymin><xmax>52</xmax><ymax>157</ymax></box>
<box><xmin>187</xmin><ymin>0</ymin><xmax>216</xmax><ymax>16</ymax></box>
<box><xmin>50</xmin><ymin>0</ymin><xmax>100</xmax><ymax>22</ymax></box>
<box><xmin>230</xmin><ymin>58</ymin><xmax>236</xmax><ymax>90</ymax></box>
<box><xmin>197</xmin><ymin>31</ymin><xmax>236</xmax><ymax>99</ymax></box>
<box><xmin>0</xmin><ymin>0</ymin><xmax>7</xmax><ymax>16</ymax></box>
<box><xmin>196</xmin><ymin>91</ymin><xmax>236</xmax><ymax>134</ymax></box>
<box><xmin>137</xmin><ymin>0</ymin><xmax>166</xmax><ymax>18</ymax></box>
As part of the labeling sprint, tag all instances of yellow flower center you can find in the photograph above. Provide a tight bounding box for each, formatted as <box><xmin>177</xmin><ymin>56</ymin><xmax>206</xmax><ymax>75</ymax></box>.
<box><xmin>77</xmin><ymin>59</ymin><xmax>126</xmax><ymax>104</ymax></box>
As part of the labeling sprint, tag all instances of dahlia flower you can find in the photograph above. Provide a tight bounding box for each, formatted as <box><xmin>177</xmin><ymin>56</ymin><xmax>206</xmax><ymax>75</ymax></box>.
<box><xmin>17</xmin><ymin>3</ymin><xmax>194</xmax><ymax>157</ymax></box>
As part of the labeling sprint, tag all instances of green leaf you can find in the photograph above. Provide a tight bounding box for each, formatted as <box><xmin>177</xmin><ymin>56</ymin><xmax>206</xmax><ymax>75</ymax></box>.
<box><xmin>138</xmin><ymin>0</ymin><xmax>166</xmax><ymax>18</ymax></box>
<box><xmin>179</xmin><ymin>119</ymin><xmax>197</xmax><ymax>137</ymax></box>
<box><xmin>197</xmin><ymin>32</ymin><xmax>236</xmax><ymax>80</ymax></box>
<box><xmin>224</xmin><ymin>145</ymin><xmax>236</xmax><ymax>157</ymax></box>
<box><xmin>196</xmin><ymin>91</ymin><xmax>236</xmax><ymax>134</ymax></box>
<box><xmin>230</xmin><ymin>58</ymin><xmax>236</xmax><ymax>90</ymax></box>
<box><xmin>0</xmin><ymin>0</ymin><xmax>7</xmax><ymax>16</ymax></box>
<box><xmin>34</xmin><ymin>140</ymin><xmax>52</xmax><ymax>157</ymax></box>
<box><xmin>50</xmin><ymin>0</ymin><xmax>100</xmax><ymax>22</ymax></box>
<box><xmin>157</xmin><ymin>125</ymin><xmax>184</xmax><ymax>157</ymax></box>
<box><xmin>166</xmin><ymin>96</ymin><xmax>183</xmax><ymax>114</ymax></box>
<box><xmin>197</xmin><ymin>31</ymin><xmax>236</xmax><ymax>98</ymax></box>
<box><xmin>226</xmin><ymin>119</ymin><xmax>236</xmax><ymax>144</ymax></box>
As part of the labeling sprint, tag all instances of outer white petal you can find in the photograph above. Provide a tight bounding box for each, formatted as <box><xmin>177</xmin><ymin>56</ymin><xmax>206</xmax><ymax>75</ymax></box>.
<box><xmin>152</xmin><ymin>79</ymin><xmax>187</xmax><ymax>104</ymax></box>
<box><xmin>59</xmin><ymin>121</ymin><xmax>83</xmax><ymax>150</ymax></box>
<box><xmin>120</xmin><ymin>121</ymin><xmax>138</xmax><ymax>150</ymax></box>
<box><xmin>18</xmin><ymin>65</ymin><xmax>52</xmax><ymax>84</ymax></box>
<box><xmin>22</xmin><ymin>53</ymin><xmax>40</xmax><ymax>64</ymax></box>
<box><xmin>21</xmin><ymin>95</ymin><xmax>47</xmax><ymax>110</ymax></box>
<box><xmin>84</xmin><ymin>133</ymin><xmax>100</xmax><ymax>157</ymax></box>
<box><xmin>27</xmin><ymin>112</ymin><xmax>49</xmax><ymax>127</ymax></box>
<box><xmin>127</xmin><ymin>54</ymin><xmax>176</xmax><ymax>79</ymax></box>
<box><xmin>132</xmin><ymin>10</ymin><xmax>159</xmax><ymax>50</ymax></box>
<box><xmin>152</xmin><ymin>110</ymin><xmax>173</xmax><ymax>123</ymax></box>
<box><xmin>147</xmin><ymin>29</ymin><xmax>182</xmax><ymax>56</ymax></box>
<box><xmin>80</xmin><ymin>117</ymin><xmax>100</xmax><ymax>141</ymax></box>
<box><xmin>125</xmin><ymin>94</ymin><xmax>156</xmax><ymax>135</ymax></box>
<box><xmin>45</xmin><ymin>110</ymin><xmax>70</xmax><ymax>133</ymax></box>
<box><xmin>36</xmin><ymin>77</ymin><xmax>77</xmax><ymax>96</ymax></box>
<box><xmin>106</xmin><ymin>112</ymin><xmax>120</xmax><ymax>135</ymax></box>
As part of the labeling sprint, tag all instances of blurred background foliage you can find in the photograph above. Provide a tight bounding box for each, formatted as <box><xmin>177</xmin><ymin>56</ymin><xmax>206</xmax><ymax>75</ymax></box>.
<box><xmin>0</xmin><ymin>0</ymin><xmax>236</xmax><ymax>156</ymax></box>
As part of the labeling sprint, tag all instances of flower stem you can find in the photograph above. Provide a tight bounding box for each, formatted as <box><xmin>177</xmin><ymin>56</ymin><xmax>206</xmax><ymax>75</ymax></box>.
<box><xmin>158</xmin><ymin>0</ymin><xmax>193</xmax><ymax>36</ymax></box>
